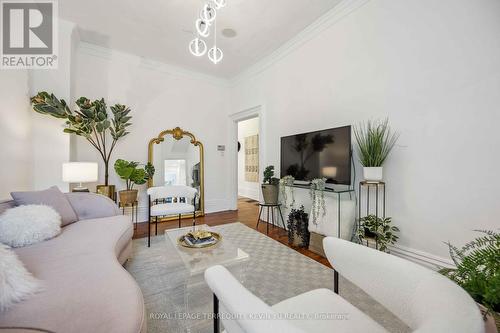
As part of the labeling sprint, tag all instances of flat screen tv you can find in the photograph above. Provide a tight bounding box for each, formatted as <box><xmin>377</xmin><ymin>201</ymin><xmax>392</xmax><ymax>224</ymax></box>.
<box><xmin>280</xmin><ymin>125</ymin><xmax>351</xmax><ymax>185</ymax></box>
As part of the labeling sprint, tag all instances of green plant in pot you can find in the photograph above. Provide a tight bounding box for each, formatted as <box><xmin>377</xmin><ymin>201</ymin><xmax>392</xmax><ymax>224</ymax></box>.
<box><xmin>262</xmin><ymin>165</ymin><xmax>280</xmax><ymax>204</ymax></box>
<box><xmin>439</xmin><ymin>230</ymin><xmax>499</xmax><ymax>332</ymax></box>
<box><xmin>354</xmin><ymin>118</ymin><xmax>399</xmax><ymax>182</ymax></box>
<box><xmin>357</xmin><ymin>215</ymin><xmax>399</xmax><ymax>252</ymax></box>
<box><xmin>30</xmin><ymin>92</ymin><xmax>132</xmax><ymax>198</ymax></box>
<box><xmin>114</xmin><ymin>159</ymin><xmax>155</xmax><ymax>204</ymax></box>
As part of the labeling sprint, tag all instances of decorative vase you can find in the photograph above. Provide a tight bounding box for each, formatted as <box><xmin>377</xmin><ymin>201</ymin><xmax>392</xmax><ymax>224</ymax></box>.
<box><xmin>96</xmin><ymin>185</ymin><xmax>116</xmax><ymax>201</ymax></box>
<box><xmin>261</xmin><ymin>184</ymin><xmax>279</xmax><ymax>204</ymax></box>
<box><xmin>119</xmin><ymin>189</ymin><xmax>138</xmax><ymax>205</ymax></box>
<box><xmin>363</xmin><ymin>167</ymin><xmax>383</xmax><ymax>181</ymax></box>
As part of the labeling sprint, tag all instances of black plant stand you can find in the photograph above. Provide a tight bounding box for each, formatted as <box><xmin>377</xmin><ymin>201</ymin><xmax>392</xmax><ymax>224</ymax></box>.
<box><xmin>358</xmin><ymin>181</ymin><xmax>386</xmax><ymax>250</ymax></box>
<box><xmin>256</xmin><ymin>203</ymin><xmax>286</xmax><ymax>234</ymax></box>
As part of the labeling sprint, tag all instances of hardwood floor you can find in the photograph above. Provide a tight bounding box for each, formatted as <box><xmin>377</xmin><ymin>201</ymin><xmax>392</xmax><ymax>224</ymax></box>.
<box><xmin>133</xmin><ymin>197</ymin><xmax>331</xmax><ymax>267</ymax></box>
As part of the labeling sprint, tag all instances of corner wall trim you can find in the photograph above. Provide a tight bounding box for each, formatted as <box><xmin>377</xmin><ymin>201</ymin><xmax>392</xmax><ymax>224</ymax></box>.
<box><xmin>230</xmin><ymin>0</ymin><xmax>372</xmax><ymax>85</ymax></box>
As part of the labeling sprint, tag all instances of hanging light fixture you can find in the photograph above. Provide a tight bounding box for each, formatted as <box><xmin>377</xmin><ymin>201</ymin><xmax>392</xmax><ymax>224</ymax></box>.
<box><xmin>213</xmin><ymin>0</ymin><xmax>227</xmax><ymax>9</ymax></box>
<box><xmin>189</xmin><ymin>1</ymin><xmax>226</xmax><ymax>64</ymax></box>
<box><xmin>189</xmin><ymin>38</ymin><xmax>207</xmax><ymax>57</ymax></box>
<box><xmin>208</xmin><ymin>19</ymin><xmax>223</xmax><ymax>64</ymax></box>
<box><xmin>200</xmin><ymin>3</ymin><xmax>216</xmax><ymax>24</ymax></box>
<box><xmin>195</xmin><ymin>18</ymin><xmax>210</xmax><ymax>38</ymax></box>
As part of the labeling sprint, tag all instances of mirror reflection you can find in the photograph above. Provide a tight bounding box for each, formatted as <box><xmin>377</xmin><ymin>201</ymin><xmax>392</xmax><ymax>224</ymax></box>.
<box><xmin>148</xmin><ymin>128</ymin><xmax>204</xmax><ymax>214</ymax></box>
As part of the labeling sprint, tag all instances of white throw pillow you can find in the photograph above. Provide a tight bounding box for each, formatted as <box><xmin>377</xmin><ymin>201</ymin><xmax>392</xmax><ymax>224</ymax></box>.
<box><xmin>0</xmin><ymin>244</ymin><xmax>41</xmax><ymax>311</ymax></box>
<box><xmin>0</xmin><ymin>205</ymin><xmax>61</xmax><ymax>247</ymax></box>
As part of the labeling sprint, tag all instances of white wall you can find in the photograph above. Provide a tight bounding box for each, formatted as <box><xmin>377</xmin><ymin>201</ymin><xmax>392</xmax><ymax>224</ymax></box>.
<box><xmin>73</xmin><ymin>43</ymin><xmax>230</xmax><ymax>218</ymax></box>
<box><xmin>237</xmin><ymin>117</ymin><xmax>260</xmax><ymax>200</ymax></box>
<box><xmin>0</xmin><ymin>71</ymin><xmax>32</xmax><ymax>199</ymax></box>
<box><xmin>229</xmin><ymin>0</ymin><xmax>500</xmax><ymax>262</ymax></box>
<box><xmin>29</xmin><ymin>20</ymin><xmax>77</xmax><ymax>192</ymax></box>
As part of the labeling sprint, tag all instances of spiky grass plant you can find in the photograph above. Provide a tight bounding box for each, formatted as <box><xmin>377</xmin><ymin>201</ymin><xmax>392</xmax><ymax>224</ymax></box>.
<box><xmin>439</xmin><ymin>230</ymin><xmax>499</xmax><ymax>326</ymax></box>
<box><xmin>353</xmin><ymin>118</ymin><xmax>399</xmax><ymax>167</ymax></box>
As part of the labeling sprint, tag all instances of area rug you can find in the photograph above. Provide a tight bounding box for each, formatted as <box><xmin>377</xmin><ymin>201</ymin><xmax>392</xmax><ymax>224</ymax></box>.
<box><xmin>125</xmin><ymin>222</ymin><xmax>410</xmax><ymax>333</ymax></box>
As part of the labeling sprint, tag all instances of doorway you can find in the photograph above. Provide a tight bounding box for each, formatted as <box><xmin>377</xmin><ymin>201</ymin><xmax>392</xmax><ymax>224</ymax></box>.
<box><xmin>228</xmin><ymin>106</ymin><xmax>265</xmax><ymax>211</ymax></box>
<box><xmin>237</xmin><ymin>116</ymin><xmax>260</xmax><ymax>203</ymax></box>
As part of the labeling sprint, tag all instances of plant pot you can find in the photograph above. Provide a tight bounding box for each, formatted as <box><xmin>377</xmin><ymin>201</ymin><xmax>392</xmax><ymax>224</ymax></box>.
<box><xmin>261</xmin><ymin>184</ymin><xmax>279</xmax><ymax>204</ymax></box>
<box><xmin>96</xmin><ymin>185</ymin><xmax>116</xmax><ymax>200</ymax></box>
<box><xmin>363</xmin><ymin>167</ymin><xmax>383</xmax><ymax>181</ymax></box>
<box><xmin>479</xmin><ymin>303</ymin><xmax>500</xmax><ymax>333</ymax></box>
<box><xmin>119</xmin><ymin>190</ymin><xmax>138</xmax><ymax>205</ymax></box>
<box><xmin>364</xmin><ymin>227</ymin><xmax>377</xmax><ymax>238</ymax></box>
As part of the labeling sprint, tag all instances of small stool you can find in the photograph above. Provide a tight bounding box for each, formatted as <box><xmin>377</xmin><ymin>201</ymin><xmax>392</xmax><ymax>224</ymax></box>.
<box><xmin>119</xmin><ymin>201</ymin><xmax>138</xmax><ymax>230</ymax></box>
<box><xmin>256</xmin><ymin>203</ymin><xmax>286</xmax><ymax>234</ymax></box>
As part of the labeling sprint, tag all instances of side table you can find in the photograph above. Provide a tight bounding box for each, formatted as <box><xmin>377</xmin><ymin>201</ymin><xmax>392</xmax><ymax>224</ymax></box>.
<box><xmin>119</xmin><ymin>201</ymin><xmax>138</xmax><ymax>230</ymax></box>
<box><xmin>256</xmin><ymin>203</ymin><xmax>286</xmax><ymax>235</ymax></box>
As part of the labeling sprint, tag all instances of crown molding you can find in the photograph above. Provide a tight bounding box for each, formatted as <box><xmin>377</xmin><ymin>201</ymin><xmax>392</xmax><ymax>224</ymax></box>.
<box><xmin>78</xmin><ymin>42</ymin><xmax>230</xmax><ymax>87</ymax></box>
<box><xmin>229</xmin><ymin>0</ymin><xmax>372</xmax><ymax>85</ymax></box>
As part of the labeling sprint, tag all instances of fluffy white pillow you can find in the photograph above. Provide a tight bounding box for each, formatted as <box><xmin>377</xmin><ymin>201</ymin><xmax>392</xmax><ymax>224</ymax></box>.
<box><xmin>0</xmin><ymin>244</ymin><xmax>41</xmax><ymax>311</ymax></box>
<box><xmin>0</xmin><ymin>205</ymin><xmax>61</xmax><ymax>247</ymax></box>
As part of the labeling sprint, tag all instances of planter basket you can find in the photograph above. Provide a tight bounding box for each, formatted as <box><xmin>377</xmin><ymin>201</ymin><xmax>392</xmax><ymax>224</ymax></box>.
<box><xmin>261</xmin><ymin>184</ymin><xmax>279</xmax><ymax>204</ymax></box>
<box><xmin>119</xmin><ymin>189</ymin><xmax>138</xmax><ymax>205</ymax></box>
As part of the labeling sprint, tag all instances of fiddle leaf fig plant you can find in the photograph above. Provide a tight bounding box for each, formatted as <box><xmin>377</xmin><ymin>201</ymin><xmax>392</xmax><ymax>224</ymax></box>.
<box><xmin>114</xmin><ymin>159</ymin><xmax>155</xmax><ymax>190</ymax></box>
<box><xmin>31</xmin><ymin>92</ymin><xmax>132</xmax><ymax>185</ymax></box>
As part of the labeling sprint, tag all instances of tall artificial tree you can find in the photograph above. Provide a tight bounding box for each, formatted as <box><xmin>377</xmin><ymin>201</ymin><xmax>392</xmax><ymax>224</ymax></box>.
<box><xmin>31</xmin><ymin>92</ymin><xmax>132</xmax><ymax>185</ymax></box>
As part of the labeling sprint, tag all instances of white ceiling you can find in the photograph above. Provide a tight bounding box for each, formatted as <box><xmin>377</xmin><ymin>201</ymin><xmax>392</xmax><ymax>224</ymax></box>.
<box><xmin>59</xmin><ymin>0</ymin><xmax>342</xmax><ymax>78</ymax></box>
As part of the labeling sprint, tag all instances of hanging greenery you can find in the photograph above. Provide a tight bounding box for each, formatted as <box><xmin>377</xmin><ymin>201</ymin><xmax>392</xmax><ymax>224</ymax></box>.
<box><xmin>279</xmin><ymin>175</ymin><xmax>295</xmax><ymax>208</ymax></box>
<box><xmin>309</xmin><ymin>178</ymin><xmax>327</xmax><ymax>225</ymax></box>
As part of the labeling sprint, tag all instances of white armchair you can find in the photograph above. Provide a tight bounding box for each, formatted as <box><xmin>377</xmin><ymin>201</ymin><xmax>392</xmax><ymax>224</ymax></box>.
<box><xmin>147</xmin><ymin>185</ymin><xmax>198</xmax><ymax>247</ymax></box>
<box><xmin>204</xmin><ymin>238</ymin><xmax>484</xmax><ymax>333</ymax></box>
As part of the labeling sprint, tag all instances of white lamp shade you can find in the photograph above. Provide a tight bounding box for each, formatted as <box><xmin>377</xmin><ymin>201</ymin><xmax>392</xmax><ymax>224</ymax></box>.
<box><xmin>62</xmin><ymin>162</ymin><xmax>98</xmax><ymax>183</ymax></box>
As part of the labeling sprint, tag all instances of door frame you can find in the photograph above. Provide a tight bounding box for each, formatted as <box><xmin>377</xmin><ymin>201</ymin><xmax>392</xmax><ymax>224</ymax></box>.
<box><xmin>228</xmin><ymin>105</ymin><xmax>266</xmax><ymax>210</ymax></box>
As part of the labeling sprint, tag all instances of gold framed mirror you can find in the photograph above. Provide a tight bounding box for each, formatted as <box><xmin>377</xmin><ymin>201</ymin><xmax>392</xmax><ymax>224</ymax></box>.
<box><xmin>148</xmin><ymin>127</ymin><xmax>205</xmax><ymax>217</ymax></box>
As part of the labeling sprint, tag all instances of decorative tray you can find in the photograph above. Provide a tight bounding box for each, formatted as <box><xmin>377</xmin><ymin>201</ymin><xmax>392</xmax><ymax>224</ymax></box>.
<box><xmin>177</xmin><ymin>230</ymin><xmax>221</xmax><ymax>248</ymax></box>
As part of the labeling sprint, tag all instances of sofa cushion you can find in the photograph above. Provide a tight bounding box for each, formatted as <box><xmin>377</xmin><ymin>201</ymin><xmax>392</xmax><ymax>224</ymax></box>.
<box><xmin>0</xmin><ymin>244</ymin><xmax>41</xmax><ymax>312</ymax></box>
<box><xmin>0</xmin><ymin>205</ymin><xmax>61</xmax><ymax>248</ymax></box>
<box><xmin>0</xmin><ymin>215</ymin><xmax>144</xmax><ymax>333</ymax></box>
<box><xmin>11</xmin><ymin>186</ymin><xmax>78</xmax><ymax>227</ymax></box>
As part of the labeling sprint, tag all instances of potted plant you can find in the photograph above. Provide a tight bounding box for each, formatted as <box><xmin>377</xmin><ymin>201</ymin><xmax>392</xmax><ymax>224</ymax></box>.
<box><xmin>439</xmin><ymin>230</ymin><xmax>499</xmax><ymax>333</ymax></box>
<box><xmin>353</xmin><ymin>118</ymin><xmax>399</xmax><ymax>181</ymax></box>
<box><xmin>279</xmin><ymin>175</ymin><xmax>295</xmax><ymax>208</ymax></box>
<box><xmin>31</xmin><ymin>93</ymin><xmax>132</xmax><ymax>198</ymax></box>
<box><xmin>357</xmin><ymin>215</ymin><xmax>399</xmax><ymax>252</ymax></box>
<box><xmin>261</xmin><ymin>165</ymin><xmax>280</xmax><ymax>204</ymax></box>
<box><xmin>309</xmin><ymin>178</ymin><xmax>327</xmax><ymax>225</ymax></box>
<box><xmin>287</xmin><ymin>206</ymin><xmax>310</xmax><ymax>248</ymax></box>
<box><xmin>114</xmin><ymin>159</ymin><xmax>155</xmax><ymax>204</ymax></box>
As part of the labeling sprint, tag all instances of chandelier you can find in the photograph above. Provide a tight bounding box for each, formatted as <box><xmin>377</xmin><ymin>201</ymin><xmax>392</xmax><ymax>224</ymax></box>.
<box><xmin>189</xmin><ymin>0</ymin><xmax>226</xmax><ymax>64</ymax></box>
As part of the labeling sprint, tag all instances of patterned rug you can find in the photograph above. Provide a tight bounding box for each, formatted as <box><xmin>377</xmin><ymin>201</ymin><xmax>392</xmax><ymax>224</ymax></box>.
<box><xmin>125</xmin><ymin>222</ymin><xmax>410</xmax><ymax>333</ymax></box>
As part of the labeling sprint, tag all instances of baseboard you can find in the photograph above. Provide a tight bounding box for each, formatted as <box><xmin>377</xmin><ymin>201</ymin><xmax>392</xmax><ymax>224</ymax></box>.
<box><xmin>364</xmin><ymin>239</ymin><xmax>454</xmax><ymax>270</ymax></box>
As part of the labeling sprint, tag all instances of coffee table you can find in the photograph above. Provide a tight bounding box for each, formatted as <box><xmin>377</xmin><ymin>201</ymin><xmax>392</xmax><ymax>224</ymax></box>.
<box><xmin>164</xmin><ymin>225</ymin><xmax>250</xmax><ymax>332</ymax></box>
<box><xmin>165</xmin><ymin>224</ymin><xmax>249</xmax><ymax>275</ymax></box>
